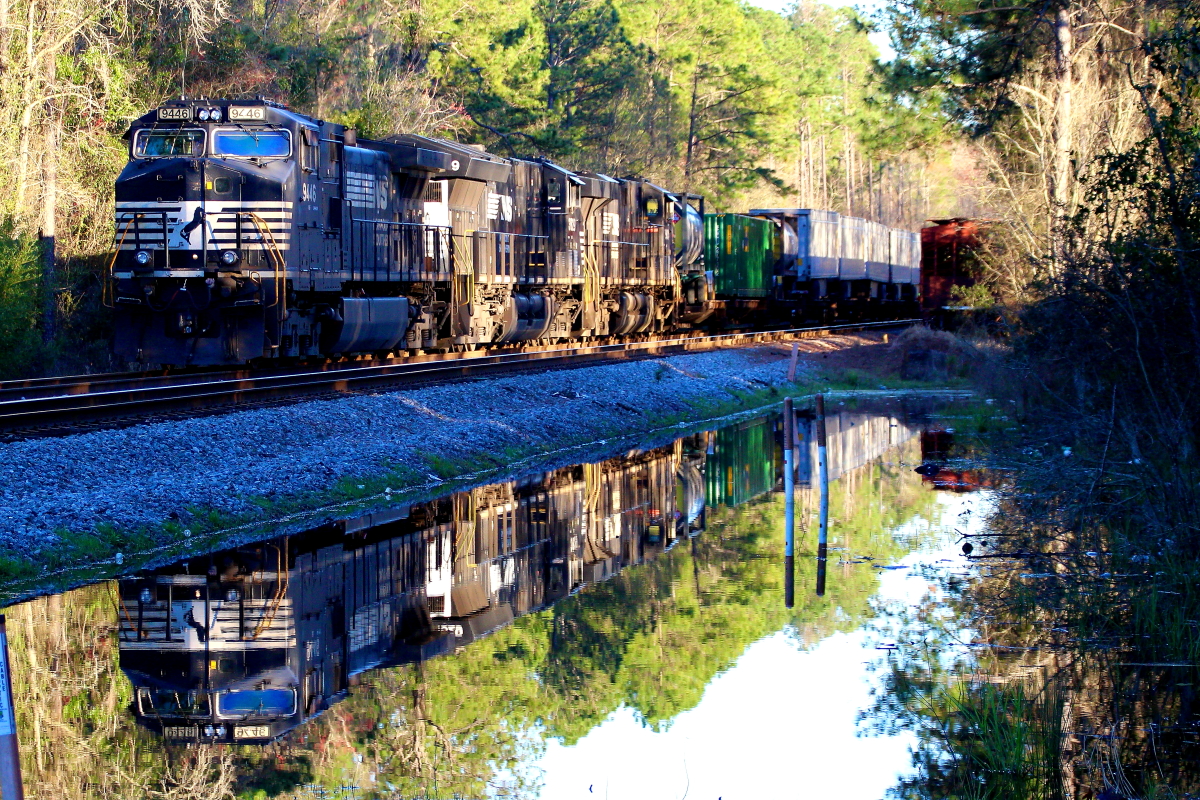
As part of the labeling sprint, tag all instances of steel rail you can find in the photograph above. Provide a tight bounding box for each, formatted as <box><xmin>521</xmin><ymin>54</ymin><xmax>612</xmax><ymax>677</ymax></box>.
<box><xmin>0</xmin><ymin>326</ymin><xmax>808</xmax><ymax>401</ymax></box>
<box><xmin>0</xmin><ymin>319</ymin><xmax>917</xmax><ymax>434</ymax></box>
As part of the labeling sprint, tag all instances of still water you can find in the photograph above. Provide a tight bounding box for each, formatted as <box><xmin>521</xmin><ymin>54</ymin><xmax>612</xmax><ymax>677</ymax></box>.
<box><xmin>1</xmin><ymin>400</ymin><xmax>988</xmax><ymax>799</ymax></box>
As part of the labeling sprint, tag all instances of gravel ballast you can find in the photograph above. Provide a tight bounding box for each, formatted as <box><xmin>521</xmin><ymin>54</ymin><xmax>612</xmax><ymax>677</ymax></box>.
<box><xmin>0</xmin><ymin>334</ymin><xmax>889</xmax><ymax>574</ymax></box>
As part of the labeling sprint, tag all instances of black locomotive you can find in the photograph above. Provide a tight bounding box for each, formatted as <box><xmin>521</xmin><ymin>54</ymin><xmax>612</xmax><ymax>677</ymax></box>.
<box><xmin>111</xmin><ymin>98</ymin><xmax>711</xmax><ymax>366</ymax></box>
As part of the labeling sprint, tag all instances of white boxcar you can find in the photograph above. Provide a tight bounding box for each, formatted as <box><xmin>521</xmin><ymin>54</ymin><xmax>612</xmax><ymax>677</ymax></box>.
<box><xmin>748</xmin><ymin>208</ymin><xmax>840</xmax><ymax>279</ymax></box>
<box><xmin>839</xmin><ymin>216</ymin><xmax>867</xmax><ymax>280</ymax></box>
<box><xmin>865</xmin><ymin>220</ymin><xmax>891</xmax><ymax>283</ymax></box>
<box><xmin>888</xmin><ymin>228</ymin><xmax>911</xmax><ymax>284</ymax></box>
<box><xmin>908</xmin><ymin>230</ymin><xmax>922</xmax><ymax>285</ymax></box>
<box><xmin>888</xmin><ymin>229</ymin><xmax>922</xmax><ymax>285</ymax></box>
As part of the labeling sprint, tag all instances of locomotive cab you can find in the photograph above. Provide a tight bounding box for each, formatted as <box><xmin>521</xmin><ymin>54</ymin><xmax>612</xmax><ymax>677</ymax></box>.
<box><xmin>112</xmin><ymin>100</ymin><xmax>310</xmax><ymax>364</ymax></box>
<box><xmin>112</xmin><ymin>99</ymin><xmax>451</xmax><ymax>366</ymax></box>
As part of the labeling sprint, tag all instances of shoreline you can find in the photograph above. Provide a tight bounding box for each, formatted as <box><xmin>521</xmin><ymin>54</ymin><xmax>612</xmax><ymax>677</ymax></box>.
<box><xmin>0</xmin><ymin>332</ymin><xmax>969</xmax><ymax>601</ymax></box>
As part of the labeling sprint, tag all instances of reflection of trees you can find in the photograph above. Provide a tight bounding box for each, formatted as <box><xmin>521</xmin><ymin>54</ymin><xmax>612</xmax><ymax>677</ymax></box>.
<box><xmin>867</xmin><ymin>641</ymin><xmax>1070</xmax><ymax>799</ymax></box>
<box><xmin>6</xmin><ymin>587</ymin><xmax>238</xmax><ymax>800</ymax></box>
<box><xmin>866</xmin><ymin>484</ymin><xmax>1200</xmax><ymax>800</ymax></box>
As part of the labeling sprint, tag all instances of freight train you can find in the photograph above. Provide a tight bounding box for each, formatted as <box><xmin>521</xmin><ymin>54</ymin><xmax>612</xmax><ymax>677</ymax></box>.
<box><xmin>114</xmin><ymin>410</ymin><xmax>921</xmax><ymax>745</ymax></box>
<box><xmin>110</xmin><ymin>98</ymin><xmax>922</xmax><ymax>366</ymax></box>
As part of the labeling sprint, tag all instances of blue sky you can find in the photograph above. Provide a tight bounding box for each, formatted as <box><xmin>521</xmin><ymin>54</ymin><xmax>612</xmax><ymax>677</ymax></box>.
<box><xmin>744</xmin><ymin>0</ymin><xmax>898</xmax><ymax>61</ymax></box>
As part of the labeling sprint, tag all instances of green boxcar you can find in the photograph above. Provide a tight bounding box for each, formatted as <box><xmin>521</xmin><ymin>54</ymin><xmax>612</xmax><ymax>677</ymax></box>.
<box><xmin>705</xmin><ymin>416</ymin><xmax>779</xmax><ymax>508</ymax></box>
<box><xmin>704</xmin><ymin>213</ymin><xmax>775</xmax><ymax>298</ymax></box>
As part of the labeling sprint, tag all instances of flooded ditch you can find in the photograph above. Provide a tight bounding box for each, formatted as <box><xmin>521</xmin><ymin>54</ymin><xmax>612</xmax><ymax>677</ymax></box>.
<box><xmin>1</xmin><ymin>398</ymin><xmax>1197</xmax><ymax>799</ymax></box>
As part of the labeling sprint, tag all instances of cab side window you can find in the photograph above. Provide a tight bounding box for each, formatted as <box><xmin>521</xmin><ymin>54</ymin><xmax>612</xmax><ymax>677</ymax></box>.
<box><xmin>300</xmin><ymin>128</ymin><xmax>319</xmax><ymax>173</ymax></box>
<box><xmin>320</xmin><ymin>136</ymin><xmax>340</xmax><ymax>181</ymax></box>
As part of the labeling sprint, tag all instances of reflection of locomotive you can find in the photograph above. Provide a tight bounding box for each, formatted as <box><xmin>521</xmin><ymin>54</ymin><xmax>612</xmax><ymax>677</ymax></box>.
<box><xmin>110</xmin><ymin>98</ymin><xmax>922</xmax><ymax>366</ymax></box>
<box><xmin>116</xmin><ymin>437</ymin><xmax>709</xmax><ymax>744</ymax></box>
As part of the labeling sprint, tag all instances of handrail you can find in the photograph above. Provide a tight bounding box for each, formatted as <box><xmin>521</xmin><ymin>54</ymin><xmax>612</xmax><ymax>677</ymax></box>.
<box><xmin>250</xmin><ymin>539</ymin><xmax>288</xmax><ymax>640</ymax></box>
<box><xmin>104</xmin><ymin>213</ymin><xmax>143</xmax><ymax>308</ymax></box>
<box><xmin>244</xmin><ymin>212</ymin><xmax>287</xmax><ymax>318</ymax></box>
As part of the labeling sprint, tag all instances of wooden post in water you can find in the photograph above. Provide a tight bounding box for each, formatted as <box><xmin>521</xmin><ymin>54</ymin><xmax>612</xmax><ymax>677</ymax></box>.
<box><xmin>0</xmin><ymin>616</ymin><xmax>25</xmax><ymax>800</ymax></box>
<box><xmin>815</xmin><ymin>394</ymin><xmax>829</xmax><ymax>596</ymax></box>
<box><xmin>783</xmin><ymin>398</ymin><xmax>795</xmax><ymax>608</ymax></box>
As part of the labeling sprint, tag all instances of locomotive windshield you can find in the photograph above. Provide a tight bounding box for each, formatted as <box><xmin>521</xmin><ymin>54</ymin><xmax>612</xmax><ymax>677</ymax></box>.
<box><xmin>133</xmin><ymin>128</ymin><xmax>205</xmax><ymax>158</ymax></box>
<box><xmin>216</xmin><ymin>689</ymin><xmax>296</xmax><ymax>717</ymax></box>
<box><xmin>212</xmin><ymin>129</ymin><xmax>291</xmax><ymax>158</ymax></box>
<box><xmin>136</xmin><ymin>688</ymin><xmax>210</xmax><ymax>716</ymax></box>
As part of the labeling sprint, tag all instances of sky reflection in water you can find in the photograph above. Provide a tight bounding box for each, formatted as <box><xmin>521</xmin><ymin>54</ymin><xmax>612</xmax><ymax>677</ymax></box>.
<box><xmin>535</xmin><ymin>494</ymin><xmax>986</xmax><ymax>800</ymax></box>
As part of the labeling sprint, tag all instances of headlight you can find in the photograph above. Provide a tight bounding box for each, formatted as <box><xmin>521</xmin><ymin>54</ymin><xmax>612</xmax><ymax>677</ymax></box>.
<box><xmin>134</xmin><ymin>250</ymin><xmax>151</xmax><ymax>265</ymax></box>
<box><xmin>208</xmin><ymin>107</ymin><xmax>222</xmax><ymax>122</ymax></box>
<box><xmin>219</xmin><ymin>250</ymin><xmax>240</xmax><ymax>266</ymax></box>
<box><xmin>197</xmin><ymin>108</ymin><xmax>210</xmax><ymax>121</ymax></box>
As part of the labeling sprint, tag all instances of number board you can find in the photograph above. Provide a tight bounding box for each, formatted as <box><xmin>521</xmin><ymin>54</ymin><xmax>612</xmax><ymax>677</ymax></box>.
<box><xmin>228</xmin><ymin>107</ymin><xmax>267</xmax><ymax>122</ymax></box>
<box><xmin>235</xmin><ymin>725</ymin><xmax>271</xmax><ymax>739</ymax></box>
<box><xmin>162</xmin><ymin>725</ymin><xmax>198</xmax><ymax>739</ymax></box>
<box><xmin>157</xmin><ymin>107</ymin><xmax>193</xmax><ymax>121</ymax></box>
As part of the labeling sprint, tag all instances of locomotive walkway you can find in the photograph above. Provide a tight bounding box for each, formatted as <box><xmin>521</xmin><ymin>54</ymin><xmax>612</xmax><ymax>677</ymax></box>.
<box><xmin>0</xmin><ymin>320</ymin><xmax>917</xmax><ymax>437</ymax></box>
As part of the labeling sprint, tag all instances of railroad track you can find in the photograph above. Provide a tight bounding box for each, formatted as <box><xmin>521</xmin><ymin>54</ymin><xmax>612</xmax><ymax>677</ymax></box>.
<box><xmin>0</xmin><ymin>319</ymin><xmax>917</xmax><ymax>437</ymax></box>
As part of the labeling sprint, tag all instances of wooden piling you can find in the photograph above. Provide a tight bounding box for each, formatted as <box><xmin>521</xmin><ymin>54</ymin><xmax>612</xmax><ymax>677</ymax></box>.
<box><xmin>816</xmin><ymin>394</ymin><xmax>829</xmax><ymax>596</ymax></box>
<box><xmin>816</xmin><ymin>542</ymin><xmax>828</xmax><ymax>596</ymax></box>
<box><xmin>786</xmin><ymin>341</ymin><xmax>800</xmax><ymax>382</ymax></box>
<box><xmin>0</xmin><ymin>616</ymin><xmax>25</xmax><ymax>800</ymax></box>
<box><xmin>783</xmin><ymin>397</ymin><xmax>795</xmax><ymax>608</ymax></box>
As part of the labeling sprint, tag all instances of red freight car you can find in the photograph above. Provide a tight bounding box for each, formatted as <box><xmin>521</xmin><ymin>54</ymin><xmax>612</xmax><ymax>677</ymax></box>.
<box><xmin>920</xmin><ymin>218</ymin><xmax>987</xmax><ymax>320</ymax></box>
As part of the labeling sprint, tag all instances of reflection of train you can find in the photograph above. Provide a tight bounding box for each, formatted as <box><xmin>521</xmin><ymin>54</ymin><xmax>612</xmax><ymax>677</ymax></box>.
<box><xmin>115</xmin><ymin>407</ymin><xmax>924</xmax><ymax>746</ymax></box>
<box><xmin>110</xmin><ymin>97</ymin><xmax>922</xmax><ymax>366</ymax></box>
<box><xmin>795</xmin><ymin>411</ymin><xmax>921</xmax><ymax>486</ymax></box>
<box><xmin>705</xmin><ymin>411</ymin><xmax>921</xmax><ymax>509</ymax></box>
<box><xmin>116</xmin><ymin>437</ymin><xmax>709</xmax><ymax>745</ymax></box>
<box><xmin>919</xmin><ymin>429</ymin><xmax>990</xmax><ymax>492</ymax></box>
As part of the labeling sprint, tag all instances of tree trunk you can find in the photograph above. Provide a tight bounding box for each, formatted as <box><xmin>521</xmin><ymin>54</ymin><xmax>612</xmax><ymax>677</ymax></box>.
<box><xmin>41</xmin><ymin>45</ymin><xmax>58</xmax><ymax>354</ymax></box>
<box><xmin>683</xmin><ymin>65</ymin><xmax>701</xmax><ymax>184</ymax></box>
<box><xmin>41</xmin><ymin>105</ymin><xmax>58</xmax><ymax>350</ymax></box>
<box><xmin>1051</xmin><ymin>5</ymin><xmax>1073</xmax><ymax>269</ymax></box>
<box><xmin>843</xmin><ymin>129</ymin><xmax>852</xmax><ymax>215</ymax></box>
<box><xmin>15</xmin><ymin>0</ymin><xmax>38</xmax><ymax>216</ymax></box>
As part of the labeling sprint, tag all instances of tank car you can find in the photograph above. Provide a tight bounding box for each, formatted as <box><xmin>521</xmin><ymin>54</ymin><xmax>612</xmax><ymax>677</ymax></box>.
<box><xmin>110</xmin><ymin>99</ymin><xmax>710</xmax><ymax>367</ymax></box>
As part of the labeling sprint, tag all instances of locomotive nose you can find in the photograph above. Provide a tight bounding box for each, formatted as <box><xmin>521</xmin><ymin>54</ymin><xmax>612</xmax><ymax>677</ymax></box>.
<box><xmin>116</xmin><ymin>158</ymin><xmax>260</xmax><ymax>272</ymax></box>
<box><xmin>114</xmin><ymin>159</ymin><xmax>206</xmax><ymax>271</ymax></box>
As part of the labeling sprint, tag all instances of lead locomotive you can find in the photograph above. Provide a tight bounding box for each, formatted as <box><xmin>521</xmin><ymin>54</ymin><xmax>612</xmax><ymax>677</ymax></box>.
<box><xmin>111</xmin><ymin>98</ymin><xmax>711</xmax><ymax>366</ymax></box>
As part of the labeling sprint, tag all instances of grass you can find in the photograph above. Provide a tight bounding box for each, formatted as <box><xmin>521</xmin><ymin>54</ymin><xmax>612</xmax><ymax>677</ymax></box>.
<box><xmin>933</xmin><ymin>677</ymin><xmax>1068</xmax><ymax>800</ymax></box>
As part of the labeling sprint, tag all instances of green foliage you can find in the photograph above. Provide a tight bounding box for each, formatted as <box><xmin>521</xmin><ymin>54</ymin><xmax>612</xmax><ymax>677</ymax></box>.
<box><xmin>949</xmin><ymin>283</ymin><xmax>995</xmax><ymax>308</ymax></box>
<box><xmin>0</xmin><ymin>218</ymin><xmax>43</xmax><ymax>378</ymax></box>
<box><xmin>878</xmin><ymin>668</ymin><xmax>1068</xmax><ymax>800</ymax></box>
<box><xmin>881</xmin><ymin>0</ymin><xmax>1053</xmax><ymax>136</ymax></box>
